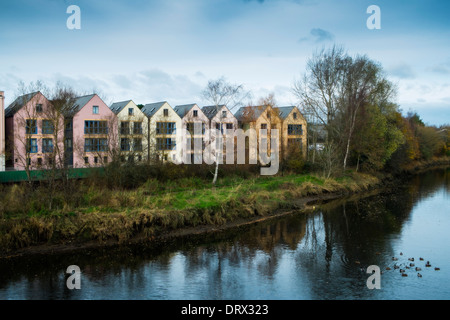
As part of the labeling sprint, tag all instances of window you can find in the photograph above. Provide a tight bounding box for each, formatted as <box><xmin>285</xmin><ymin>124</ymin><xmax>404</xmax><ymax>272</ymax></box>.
<box><xmin>84</xmin><ymin>138</ymin><xmax>108</xmax><ymax>152</ymax></box>
<box><xmin>156</xmin><ymin>138</ymin><xmax>176</xmax><ymax>150</ymax></box>
<box><xmin>222</xmin><ymin>111</ymin><xmax>227</xmax><ymax>118</ymax></box>
<box><xmin>84</xmin><ymin>157</ymin><xmax>89</xmax><ymax>164</ymax></box>
<box><xmin>26</xmin><ymin>119</ymin><xmax>37</xmax><ymax>134</ymax></box>
<box><xmin>27</xmin><ymin>138</ymin><xmax>38</xmax><ymax>153</ymax></box>
<box><xmin>120</xmin><ymin>121</ymin><xmax>130</xmax><ymax>135</ymax></box>
<box><xmin>37</xmin><ymin>158</ymin><xmax>42</xmax><ymax>166</ymax></box>
<box><xmin>216</xmin><ymin>123</ymin><xmax>224</xmax><ymax>134</ymax></box>
<box><xmin>226</xmin><ymin>123</ymin><xmax>233</xmax><ymax>130</ymax></box>
<box><xmin>187</xmin><ymin>122</ymin><xmax>204</xmax><ymax>135</ymax></box>
<box><xmin>134</xmin><ymin>138</ymin><xmax>142</xmax><ymax>152</ymax></box>
<box><xmin>42</xmin><ymin>138</ymin><xmax>53</xmax><ymax>153</ymax></box>
<box><xmin>261</xmin><ymin>123</ymin><xmax>267</xmax><ymax>130</ymax></box>
<box><xmin>121</xmin><ymin>138</ymin><xmax>131</xmax><ymax>151</ymax></box>
<box><xmin>128</xmin><ymin>108</ymin><xmax>134</xmax><ymax>116</ymax></box>
<box><xmin>65</xmin><ymin>138</ymin><xmax>73</xmax><ymax>152</ymax></box>
<box><xmin>288</xmin><ymin>124</ymin><xmax>303</xmax><ymax>135</ymax></box>
<box><xmin>94</xmin><ymin>156</ymin><xmax>98</xmax><ymax>164</ymax></box>
<box><xmin>84</xmin><ymin>121</ymin><xmax>108</xmax><ymax>134</ymax></box>
<box><xmin>42</xmin><ymin>120</ymin><xmax>54</xmax><ymax>134</ymax></box>
<box><xmin>36</xmin><ymin>104</ymin><xmax>43</xmax><ymax>113</ymax></box>
<box><xmin>103</xmin><ymin>156</ymin><xmax>108</xmax><ymax>163</ymax></box>
<box><xmin>65</xmin><ymin>121</ymin><xmax>73</xmax><ymax>132</ymax></box>
<box><xmin>271</xmin><ymin>124</ymin><xmax>277</xmax><ymax>129</ymax></box>
<box><xmin>267</xmin><ymin>112</ymin><xmax>271</xmax><ymax>119</ymax></box>
<box><xmin>156</xmin><ymin>122</ymin><xmax>176</xmax><ymax>134</ymax></box>
<box><xmin>93</xmin><ymin>105</ymin><xmax>99</xmax><ymax>114</ymax></box>
<box><xmin>193</xmin><ymin>110</ymin><xmax>198</xmax><ymax>117</ymax></box>
<box><xmin>133</xmin><ymin>122</ymin><xmax>143</xmax><ymax>134</ymax></box>
<box><xmin>293</xmin><ymin>112</ymin><xmax>297</xmax><ymax>119</ymax></box>
<box><xmin>137</xmin><ymin>155</ymin><xmax>142</xmax><ymax>162</ymax></box>
<box><xmin>163</xmin><ymin>109</ymin><xmax>169</xmax><ymax>117</ymax></box>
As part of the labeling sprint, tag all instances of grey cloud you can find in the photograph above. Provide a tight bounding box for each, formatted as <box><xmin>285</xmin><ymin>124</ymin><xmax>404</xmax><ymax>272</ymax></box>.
<box><xmin>299</xmin><ymin>28</ymin><xmax>334</xmax><ymax>43</ymax></box>
<box><xmin>430</xmin><ymin>63</ymin><xmax>450</xmax><ymax>75</ymax></box>
<box><xmin>389</xmin><ymin>64</ymin><xmax>416</xmax><ymax>79</ymax></box>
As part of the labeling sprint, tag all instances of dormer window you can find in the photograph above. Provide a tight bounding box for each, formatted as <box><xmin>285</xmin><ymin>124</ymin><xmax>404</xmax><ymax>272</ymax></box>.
<box><xmin>193</xmin><ymin>110</ymin><xmax>198</xmax><ymax>117</ymax></box>
<box><xmin>163</xmin><ymin>109</ymin><xmax>169</xmax><ymax>117</ymax></box>
<box><xmin>36</xmin><ymin>104</ymin><xmax>43</xmax><ymax>113</ymax></box>
<box><xmin>222</xmin><ymin>111</ymin><xmax>227</xmax><ymax>118</ymax></box>
<box><xmin>128</xmin><ymin>108</ymin><xmax>134</xmax><ymax>116</ymax></box>
<box><xmin>293</xmin><ymin>112</ymin><xmax>297</xmax><ymax>119</ymax></box>
<box><xmin>93</xmin><ymin>105</ymin><xmax>99</xmax><ymax>114</ymax></box>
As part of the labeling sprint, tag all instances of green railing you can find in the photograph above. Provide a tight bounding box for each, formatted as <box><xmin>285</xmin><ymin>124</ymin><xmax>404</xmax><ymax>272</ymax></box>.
<box><xmin>0</xmin><ymin>167</ymin><xmax>105</xmax><ymax>183</ymax></box>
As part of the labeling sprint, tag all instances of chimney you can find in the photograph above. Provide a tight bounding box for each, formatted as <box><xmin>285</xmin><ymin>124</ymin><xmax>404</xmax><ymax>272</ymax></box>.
<box><xmin>0</xmin><ymin>91</ymin><xmax>5</xmax><ymax>171</ymax></box>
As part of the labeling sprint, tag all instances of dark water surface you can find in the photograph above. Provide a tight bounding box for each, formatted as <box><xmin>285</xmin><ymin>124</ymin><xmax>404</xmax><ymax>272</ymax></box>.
<box><xmin>1</xmin><ymin>168</ymin><xmax>449</xmax><ymax>300</ymax></box>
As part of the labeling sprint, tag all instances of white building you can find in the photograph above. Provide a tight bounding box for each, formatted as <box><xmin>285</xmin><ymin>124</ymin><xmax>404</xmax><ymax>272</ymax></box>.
<box><xmin>174</xmin><ymin>104</ymin><xmax>210</xmax><ymax>164</ymax></box>
<box><xmin>110</xmin><ymin>100</ymin><xmax>149</xmax><ymax>163</ymax></box>
<box><xmin>202</xmin><ymin>105</ymin><xmax>238</xmax><ymax>163</ymax></box>
<box><xmin>141</xmin><ymin>101</ymin><xmax>182</xmax><ymax>163</ymax></box>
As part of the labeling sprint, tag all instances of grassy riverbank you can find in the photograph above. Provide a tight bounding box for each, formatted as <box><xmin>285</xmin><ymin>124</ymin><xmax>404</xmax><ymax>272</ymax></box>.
<box><xmin>1</xmin><ymin>157</ymin><xmax>449</xmax><ymax>257</ymax></box>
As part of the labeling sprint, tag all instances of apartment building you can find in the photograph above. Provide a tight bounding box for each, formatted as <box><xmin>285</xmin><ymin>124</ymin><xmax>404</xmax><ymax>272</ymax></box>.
<box><xmin>65</xmin><ymin>94</ymin><xmax>117</xmax><ymax>168</ymax></box>
<box><xmin>4</xmin><ymin>91</ymin><xmax>65</xmax><ymax>170</ymax></box>
<box><xmin>110</xmin><ymin>100</ymin><xmax>148</xmax><ymax>163</ymax></box>
<box><xmin>141</xmin><ymin>101</ymin><xmax>182</xmax><ymax>163</ymax></box>
<box><xmin>174</xmin><ymin>104</ymin><xmax>209</xmax><ymax>164</ymax></box>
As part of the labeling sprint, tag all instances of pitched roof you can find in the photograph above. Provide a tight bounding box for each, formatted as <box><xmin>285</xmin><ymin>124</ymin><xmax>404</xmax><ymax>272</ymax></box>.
<box><xmin>173</xmin><ymin>104</ymin><xmax>197</xmax><ymax>118</ymax></box>
<box><xmin>234</xmin><ymin>105</ymin><xmax>269</xmax><ymax>122</ymax></box>
<box><xmin>67</xmin><ymin>94</ymin><xmax>96</xmax><ymax>114</ymax></box>
<box><xmin>110</xmin><ymin>100</ymin><xmax>132</xmax><ymax>114</ymax></box>
<box><xmin>277</xmin><ymin>106</ymin><xmax>296</xmax><ymax>120</ymax></box>
<box><xmin>201</xmin><ymin>105</ymin><xmax>226</xmax><ymax>120</ymax></box>
<box><xmin>141</xmin><ymin>101</ymin><xmax>169</xmax><ymax>117</ymax></box>
<box><xmin>5</xmin><ymin>91</ymin><xmax>40</xmax><ymax>117</ymax></box>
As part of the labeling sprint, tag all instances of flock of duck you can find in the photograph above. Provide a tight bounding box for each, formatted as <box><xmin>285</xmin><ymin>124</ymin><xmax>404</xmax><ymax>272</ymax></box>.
<box><xmin>387</xmin><ymin>252</ymin><xmax>440</xmax><ymax>277</ymax></box>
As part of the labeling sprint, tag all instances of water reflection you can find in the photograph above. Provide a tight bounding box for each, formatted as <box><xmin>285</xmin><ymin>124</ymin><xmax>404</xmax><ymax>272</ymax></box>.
<box><xmin>0</xmin><ymin>168</ymin><xmax>449</xmax><ymax>300</ymax></box>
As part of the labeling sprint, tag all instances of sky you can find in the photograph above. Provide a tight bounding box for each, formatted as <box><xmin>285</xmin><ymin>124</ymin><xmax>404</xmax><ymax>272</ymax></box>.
<box><xmin>1</xmin><ymin>0</ymin><xmax>449</xmax><ymax>125</ymax></box>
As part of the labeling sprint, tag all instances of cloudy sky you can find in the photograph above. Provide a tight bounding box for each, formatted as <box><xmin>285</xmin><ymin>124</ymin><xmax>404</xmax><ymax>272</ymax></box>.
<box><xmin>1</xmin><ymin>0</ymin><xmax>449</xmax><ymax>125</ymax></box>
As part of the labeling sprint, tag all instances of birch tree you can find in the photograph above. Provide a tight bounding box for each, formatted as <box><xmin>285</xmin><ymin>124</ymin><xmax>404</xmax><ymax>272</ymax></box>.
<box><xmin>202</xmin><ymin>77</ymin><xmax>250</xmax><ymax>185</ymax></box>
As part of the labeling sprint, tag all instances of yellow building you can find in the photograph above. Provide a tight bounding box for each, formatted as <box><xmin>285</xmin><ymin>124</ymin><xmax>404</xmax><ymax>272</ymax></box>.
<box><xmin>278</xmin><ymin>106</ymin><xmax>307</xmax><ymax>158</ymax></box>
<box><xmin>235</xmin><ymin>105</ymin><xmax>307</xmax><ymax>160</ymax></box>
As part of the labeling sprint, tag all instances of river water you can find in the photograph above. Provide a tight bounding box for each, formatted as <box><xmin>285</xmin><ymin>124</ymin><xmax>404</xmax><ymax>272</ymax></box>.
<box><xmin>1</xmin><ymin>168</ymin><xmax>449</xmax><ymax>300</ymax></box>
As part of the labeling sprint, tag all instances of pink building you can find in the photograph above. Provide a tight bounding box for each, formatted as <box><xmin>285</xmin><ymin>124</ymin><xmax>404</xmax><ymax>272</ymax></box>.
<box><xmin>65</xmin><ymin>94</ymin><xmax>117</xmax><ymax>168</ymax></box>
<box><xmin>5</xmin><ymin>91</ymin><xmax>65</xmax><ymax>170</ymax></box>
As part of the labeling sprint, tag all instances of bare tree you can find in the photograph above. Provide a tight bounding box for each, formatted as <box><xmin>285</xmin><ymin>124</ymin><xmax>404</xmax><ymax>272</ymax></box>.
<box><xmin>202</xmin><ymin>77</ymin><xmax>251</xmax><ymax>185</ymax></box>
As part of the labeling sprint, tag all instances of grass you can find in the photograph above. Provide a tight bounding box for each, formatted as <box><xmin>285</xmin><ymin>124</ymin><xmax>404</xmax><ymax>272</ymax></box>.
<box><xmin>0</xmin><ymin>170</ymin><xmax>385</xmax><ymax>254</ymax></box>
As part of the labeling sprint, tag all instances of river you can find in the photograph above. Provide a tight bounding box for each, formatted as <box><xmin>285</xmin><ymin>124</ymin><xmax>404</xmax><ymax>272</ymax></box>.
<box><xmin>1</xmin><ymin>168</ymin><xmax>449</xmax><ymax>300</ymax></box>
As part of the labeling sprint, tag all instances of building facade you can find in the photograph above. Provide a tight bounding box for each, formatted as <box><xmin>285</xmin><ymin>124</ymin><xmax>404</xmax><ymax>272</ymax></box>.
<box><xmin>66</xmin><ymin>94</ymin><xmax>117</xmax><ymax>168</ymax></box>
<box><xmin>174</xmin><ymin>104</ymin><xmax>209</xmax><ymax>164</ymax></box>
<box><xmin>278</xmin><ymin>106</ymin><xmax>307</xmax><ymax>158</ymax></box>
<box><xmin>202</xmin><ymin>105</ymin><xmax>238</xmax><ymax>163</ymax></box>
<box><xmin>142</xmin><ymin>101</ymin><xmax>182</xmax><ymax>163</ymax></box>
<box><xmin>235</xmin><ymin>105</ymin><xmax>283</xmax><ymax>162</ymax></box>
<box><xmin>4</xmin><ymin>91</ymin><xmax>65</xmax><ymax>171</ymax></box>
<box><xmin>110</xmin><ymin>100</ymin><xmax>149</xmax><ymax>163</ymax></box>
